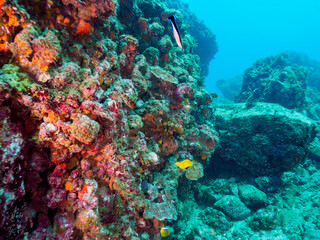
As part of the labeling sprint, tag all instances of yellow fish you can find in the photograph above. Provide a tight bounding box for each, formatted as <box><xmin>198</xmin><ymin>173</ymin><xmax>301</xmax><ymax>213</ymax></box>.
<box><xmin>160</xmin><ymin>227</ymin><xmax>171</xmax><ymax>237</ymax></box>
<box><xmin>175</xmin><ymin>159</ymin><xmax>193</xmax><ymax>169</ymax></box>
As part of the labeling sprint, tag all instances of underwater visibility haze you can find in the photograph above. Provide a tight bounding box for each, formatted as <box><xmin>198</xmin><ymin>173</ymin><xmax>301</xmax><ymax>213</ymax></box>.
<box><xmin>184</xmin><ymin>0</ymin><xmax>320</xmax><ymax>93</ymax></box>
<box><xmin>0</xmin><ymin>0</ymin><xmax>320</xmax><ymax>239</ymax></box>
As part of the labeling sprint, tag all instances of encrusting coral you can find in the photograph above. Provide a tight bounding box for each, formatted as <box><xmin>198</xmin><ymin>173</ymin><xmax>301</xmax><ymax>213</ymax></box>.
<box><xmin>0</xmin><ymin>0</ymin><xmax>219</xmax><ymax>239</ymax></box>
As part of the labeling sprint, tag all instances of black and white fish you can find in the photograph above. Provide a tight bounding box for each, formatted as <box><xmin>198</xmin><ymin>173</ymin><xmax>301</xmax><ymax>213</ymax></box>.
<box><xmin>168</xmin><ymin>15</ymin><xmax>183</xmax><ymax>49</ymax></box>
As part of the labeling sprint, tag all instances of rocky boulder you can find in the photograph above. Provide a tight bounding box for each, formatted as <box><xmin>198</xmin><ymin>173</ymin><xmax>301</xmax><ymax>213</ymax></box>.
<box><xmin>238</xmin><ymin>184</ymin><xmax>267</xmax><ymax>209</ymax></box>
<box><xmin>213</xmin><ymin>195</ymin><xmax>251</xmax><ymax>221</ymax></box>
<box><xmin>216</xmin><ymin>75</ymin><xmax>242</xmax><ymax>101</ymax></box>
<box><xmin>235</xmin><ymin>53</ymin><xmax>308</xmax><ymax>110</ymax></box>
<box><xmin>214</xmin><ymin>102</ymin><xmax>318</xmax><ymax>175</ymax></box>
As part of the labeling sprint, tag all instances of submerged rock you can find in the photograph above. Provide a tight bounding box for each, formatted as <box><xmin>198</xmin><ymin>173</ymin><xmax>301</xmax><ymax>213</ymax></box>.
<box><xmin>213</xmin><ymin>195</ymin><xmax>251</xmax><ymax>220</ymax></box>
<box><xmin>214</xmin><ymin>102</ymin><xmax>318</xmax><ymax>175</ymax></box>
<box><xmin>248</xmin><ymin>206</ymin><xmax>279</xmax><ymax>231</ymax></box>
<box><xmin>235</xmin><ymin>53</ymin><xmax>308</xmax><ymax>110</ymax></box>
<box><xmin>238</xmin><ymin>184</ymin><xmax>267</xmax><ymax>209</ymax></box>
<box><xmin>216</xmin><ymin>75</ymin><xmax>243</xmax><ymax>101</ymax></box>
<box><xmin>70</xmin><ymin>115</ymin><xmax>100</xmax><ymax>144</ymax></box>
<box><xmin>304</xmin><ymin>230</ymin><xmax>320</xmax><ymax>240</ymax></box>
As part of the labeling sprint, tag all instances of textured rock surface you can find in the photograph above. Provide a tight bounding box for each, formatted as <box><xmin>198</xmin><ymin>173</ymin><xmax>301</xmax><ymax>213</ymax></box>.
<box><xmin>213</xmin><ymin>195</ymin><xmax>251</xmax><ymax>220</ymax></box>
<box><xmin>214</xmin><ymin>102</ymin><xmax>318</xmax><ymax>175</ymax></box>
<box><xmin>235</xmin><ymin>53</ymin><xmax>308</xmax><ymax>110</ymax></box>
<box><xmin>216</xmin><ymin>75</ymin><xmax>242</xmax><ymax>100</ymax></box>
<box><xmin>238</xmin><ymin>184</ymin><xmax>267</xmax><ymax>209</ymax></box>
<box><xmin>304</xmin><ymin>230</ymin><xmax>320</xmax><ymax>240</ymax></box>
<box><xmin>0</xmin><ymin>0</ymin><xmax>219</xmax><ymax>238</ymax></box>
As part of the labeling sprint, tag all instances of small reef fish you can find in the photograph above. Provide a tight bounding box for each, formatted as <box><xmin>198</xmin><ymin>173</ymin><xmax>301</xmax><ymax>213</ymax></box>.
<box><xmin>160</xmin><ymin>226</ymin><xmax>174</xmax><ymax>237</ymax></box>
<box><xmin>175</xmin><ymin>159</ymin><xmax>193</xmax><ymax>169</ymax></box>
<box><xmin>168</xmin><ymin>15</ymin><xmax>183</xmax><ymax>49</ymax></box>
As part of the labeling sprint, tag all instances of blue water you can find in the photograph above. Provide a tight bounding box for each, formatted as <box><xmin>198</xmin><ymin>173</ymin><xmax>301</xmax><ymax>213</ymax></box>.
<box><xmin>183</xmin><ymin>0</ymin><xmax>320</xmax><ymax>93</ymax></box>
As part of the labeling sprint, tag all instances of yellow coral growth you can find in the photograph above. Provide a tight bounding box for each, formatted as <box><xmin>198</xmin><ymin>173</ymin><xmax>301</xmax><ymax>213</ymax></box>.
<box><xmin>43</xmin><ymin>110</ymin><xmax>60</xmax><ymax>123</ymax></box>
<box><xmin>7</xmin><ymin>11</ymin><xmax>19</xmax><ymax>26</ymax></box>
<box><xmin>0</xmin><ymin>35</ymin><xmax>8</xmax><ymax>52</ymax></box>
<box><xmin>1</xmin><ymin>7</ymin><xmax>19</xmax><ymax>27</ymax></box>
<box><xmin>65</xmin><ymin>181</ymin><xmax>72</xmax><ymax>191</ymax></box>
<box><xmin>201</xmin><ymin>153</ymin><xmax>210</xmax><ymax>160</ymax></box>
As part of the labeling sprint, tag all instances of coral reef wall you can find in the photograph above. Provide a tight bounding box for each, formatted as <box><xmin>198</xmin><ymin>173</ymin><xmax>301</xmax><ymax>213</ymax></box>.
<box><xmin>0</xmin><ymin>0</ymin><xmax>219</xmax><ymax>239</ymax></box>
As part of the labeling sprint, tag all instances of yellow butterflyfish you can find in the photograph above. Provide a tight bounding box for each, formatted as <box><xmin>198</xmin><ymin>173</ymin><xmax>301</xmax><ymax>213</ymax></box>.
<box><xmin>160</xmin><ymin>226</ymin><xmax>173</xmax><ymax>237</ymax></box>
<box><xmin>175</xmin><ymin>159</ymin><xmax>193</xmax><ymax>169</ymax></box>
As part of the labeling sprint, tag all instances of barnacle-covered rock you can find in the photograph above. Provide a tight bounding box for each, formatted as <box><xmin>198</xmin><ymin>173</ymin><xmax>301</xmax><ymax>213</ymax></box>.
<box><xmin>70</xmin><ymin>114</ymin><xmax>100</xmax><ymax>144</ymax></box>
<box><xmin>31</xmin><ymin>30</ymin><xmax>61</xmax><ymax>71</ymax></box>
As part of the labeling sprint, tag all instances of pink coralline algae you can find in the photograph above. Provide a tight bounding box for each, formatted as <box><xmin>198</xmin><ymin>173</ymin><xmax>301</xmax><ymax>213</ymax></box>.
<box><xmin>31</xmin><ymin>30</ymin><xmax>62</xmax><ymax>72</ymax></box>
<box><xmin>120</xmin><ymin>35</ymin><xmax>139</xmax><ymax>76</ymax></box>
<box><xmin>62</xmin><ymin>0</ymin><xmax>116</xmax><ymax>21</ymax></box>
<box><xmin>174</xmin><ymin>83</ymin><xmax>192</xmax><ymax>99</ymax></box>
<box><xmin>0</xmin><ymin>0</ymin><xmax>219</xmax><ymax>238</ymax></box>
<box><xmin>46</xmin><ymin>189</ymin><xmax>67</xmax><ymax>208</ymax></box>
<box><xmin>10</xmin><ymin>27</ymin><xmax>61</xmax><ymax>73</ymax></box>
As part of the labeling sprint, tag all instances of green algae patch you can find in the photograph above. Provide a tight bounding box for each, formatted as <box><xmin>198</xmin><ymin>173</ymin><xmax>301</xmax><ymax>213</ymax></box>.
<box><xmin>0</xmin><ymin>64</ymin><xmax>32</xmax><ymax>93</ymax></box>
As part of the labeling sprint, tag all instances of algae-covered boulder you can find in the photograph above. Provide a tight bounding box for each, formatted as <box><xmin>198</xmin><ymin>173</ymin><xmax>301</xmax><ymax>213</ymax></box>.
<box><xmin>235</xmin><ymin>53</ymin><xmax>308</xmax><ymax>110</ymax></box>
<box><xmin>304</xmin><ymin>230</ymin><xmax>320</xmax><ymax>240</ymax></box>
<box><xmin>213</xmin><ymin>195</ymin><xmax>251</xmax><ymax>221</ymax></box>
<box><xmin>248</xmin><ymin>206</ymin><xmax>279</xmax><ymax>231</ymax></box>
<box><xmin>238</xmin><ymin>184</ymin><xmax>267</xmax><ymax>209</ymax></box>
<box><xmin>214</xmin><ymin>102</ymin><xmax>318</xmax><ymax>175</ymax></box>
<box><xmin>308</xmin><ymin>137</ymin><xmax>320</xmax><ymax>162</ymax></box>
<box><xmin>70</xmin><ymin>115</ymin><xmax>100</xmax><ymax>144</ymax></box>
